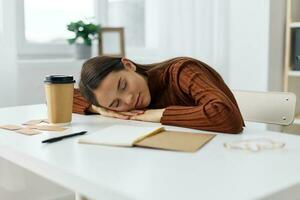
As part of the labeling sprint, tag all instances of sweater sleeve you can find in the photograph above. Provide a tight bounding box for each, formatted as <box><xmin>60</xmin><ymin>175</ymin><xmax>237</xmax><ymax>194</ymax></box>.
<box><xmin>73</xmin><ymin>88</ymin><xmax>92</xmax><ymax>115</ymax></box>
<box><xmin>160</xmin><ymin>63</ymin><xmax>244</xmax><ymax>134</ymax></box>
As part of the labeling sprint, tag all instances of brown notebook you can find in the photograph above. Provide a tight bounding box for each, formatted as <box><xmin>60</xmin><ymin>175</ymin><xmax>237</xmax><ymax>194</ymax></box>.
<box><xmin>79</xmin><ymin>125</ymin><xmax>215</xmax><ymax>152</ymax></box>
<box><xmin>135</xmin><ymin>131</ymin><xmax>215</xmax><ymax>152</ymax></box>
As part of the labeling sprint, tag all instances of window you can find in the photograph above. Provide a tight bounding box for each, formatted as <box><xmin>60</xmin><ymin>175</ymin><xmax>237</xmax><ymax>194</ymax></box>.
<box><xmin>104</xmin><ymin>0</ymin><xmax>160</xmax><ymax>60</ymax></box>
<box><xmin>17</xmin><ymin>0</ymin><xmax>95</xmax><ymax>58</ymax></box>
<box><xmin>16</xmin><ymin>0</ymin><xmax>159</xmax><ymax>60</ymax></box>
<box><xmin>24</xmin><ymin>0</ymin><xmax>94</xmax><ymax>44</ymax></box>
<box><xmin>107</xmin><ymin>0</ymin><xmax>145</xmax><ymax>47</ymax></box>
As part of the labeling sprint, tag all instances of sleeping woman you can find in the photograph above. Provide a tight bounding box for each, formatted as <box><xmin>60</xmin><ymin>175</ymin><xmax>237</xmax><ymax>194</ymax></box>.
<box><xmin>73</xmin><ymin>56</ymin><xmax>244</xmax><ymax>134</ymax></box>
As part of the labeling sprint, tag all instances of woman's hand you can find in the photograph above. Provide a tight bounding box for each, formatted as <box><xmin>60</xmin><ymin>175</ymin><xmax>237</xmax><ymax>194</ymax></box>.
<box><xmin>90</xmin><ymin>105</ymin><xmax>145</xmax><ymax>120</ymax></box>
<box><xmin>129</xmin><ymin>109</ymin><xmax>166</xmax><ymax>122</ymax></box>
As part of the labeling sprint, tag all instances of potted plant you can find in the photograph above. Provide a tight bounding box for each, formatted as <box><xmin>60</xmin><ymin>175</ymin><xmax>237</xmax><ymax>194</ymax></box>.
<box><xmin>67</xmin><ymin>20</ymin><xmax>100</xmax><ymax>59</ymax></box>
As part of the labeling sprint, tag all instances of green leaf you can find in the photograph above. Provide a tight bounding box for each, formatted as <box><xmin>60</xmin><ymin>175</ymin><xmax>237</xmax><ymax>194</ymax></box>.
<box><xmin>67</xmin><ymin>38</ymin><xmax>77</xmax><ymax>45</ymax></box>
<box><xmin>84</xmin><ymin>38</ymin><xmax>92</xmax><ymax>46</ymax></box>
<box><xmin>67</xmin><ymin>19</ymin><xmax>101</xmax><ymax>45</ymax></box>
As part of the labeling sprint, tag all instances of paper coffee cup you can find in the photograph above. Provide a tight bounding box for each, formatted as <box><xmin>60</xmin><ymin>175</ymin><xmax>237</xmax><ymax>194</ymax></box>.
<box><xmin>44</xmin><ymin>75</ymin><xmax>75</xmax><ymax>125</ymax></box>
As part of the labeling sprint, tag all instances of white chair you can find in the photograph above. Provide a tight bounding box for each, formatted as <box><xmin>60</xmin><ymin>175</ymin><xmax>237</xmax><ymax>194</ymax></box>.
<box><xmin>232</xmin><ymin>90</ymin><xmax>296</xmax><ymax>125</ymax></box>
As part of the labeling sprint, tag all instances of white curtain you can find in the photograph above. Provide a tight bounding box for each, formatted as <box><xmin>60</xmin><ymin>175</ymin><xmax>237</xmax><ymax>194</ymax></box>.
<box><xmin>0</xmin><ymin>0</ymin><xmax>3</xmax><ymax>35</ymax></box>
<box><xmin>0</xmin><ymin>1</ymin><xmax>25</xmax><ymax>196</ymax></box>
<box><xmin>0</xmin><ymin>1</ymin><xmax>73</xmax><ymax>199</ymax></box>
<box><xmin>145</xmin><ymin>0</ymin><xmax>229</xmax><ymax>81</ymax></box>
<box><xmin>0</xmin><ymin>0</ymin><xmax>18</xmax><ymax>107</ymax></box>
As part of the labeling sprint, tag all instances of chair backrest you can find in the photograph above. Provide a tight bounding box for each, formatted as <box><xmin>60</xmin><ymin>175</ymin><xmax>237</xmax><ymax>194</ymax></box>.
<box><xmin>232</xmin><ymin>90</ymin><xmax>296</xmax><ymax>125</ymax></box>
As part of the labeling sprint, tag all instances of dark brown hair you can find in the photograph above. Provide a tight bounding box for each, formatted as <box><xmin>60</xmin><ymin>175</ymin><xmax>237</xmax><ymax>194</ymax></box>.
<box><xmin>79</xmin><ymin>56</ymin><xmax>155</xmax><ymax>106</ymax></box>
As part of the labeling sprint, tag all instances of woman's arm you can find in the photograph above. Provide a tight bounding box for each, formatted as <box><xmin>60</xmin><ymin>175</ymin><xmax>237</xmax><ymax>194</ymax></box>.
<box><xmin>130</xmin><ymin>109</ymin><xmax>165</xmax><ymax>122</ymax></box>
<box><xmin>89</xmin><ymin>105</ymin><xmax>144</xmax><ymax>120</ymax></box>
<box><xmin>161</xmin><ymin>63</ymin><xmax>244</xmax><ymax>134</ymax></box>
<box><xmin>73</xmin><ymin>89</ymin><xmax>145</xmax><ymax>119</ymax></box>
<box><xmin>131</xmin><ymin>61</ymin><xmax>244</xmax><ymax>134</ymax></box>
<box><xmin>73</xmin><ymin>89</ymin><xmax>92</xmax><ymax>114</ymax></box>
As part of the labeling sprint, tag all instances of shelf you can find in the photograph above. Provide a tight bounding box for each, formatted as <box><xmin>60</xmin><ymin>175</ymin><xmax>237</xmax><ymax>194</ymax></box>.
<box><xmin>284</xmin><ymin>1</ymin><xmax>300</xmax><ymax>133</ymax></box>
<box><xmin>288</xmin><ymin>70</ymin><xmax>300</xmax><ymax>77</ymax></box>
<box><xmin>290</xmin><ymin>22</ymin><xmax>300</xmax><ymax>28</ymax></box>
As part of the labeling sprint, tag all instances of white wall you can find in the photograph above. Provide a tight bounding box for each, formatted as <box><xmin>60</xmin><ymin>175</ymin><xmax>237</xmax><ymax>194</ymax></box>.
<box><xmin>227</xmin><ymin>0</ymin><xmax>270</xmax><ymax>130</ymax></box>
<box><xmin>0</xmin><ymin>0</ymin><xmax>18</xmax><ymax>107</ymax></box>
<box><xmin>228</xmin><ymin>0</ymin><xmax>285</xmax><ymax>92</ymax></box>
<box><xmin>146</xmin><ymin>0</ymin><xmax>229</xmax><ymax>81</ymax></box>
<box><xmin>17</xmin><ymin>60</ymin><xmax>83</xmax><ymax>106</ymax></box>
<box><xmin>228</xmin><ymin>0</ymin><xmax>270</xmax><ymax>91</ymax></box>
<box><xmin>267</xmin><ymin>0</ymin><xmax>286</xmax><ymax>132</ymax></box>
<box><xmin>227</xmin><ymin>0</ymin><xmax>285</xmax><ymax>130</ymax></box>
<box><xmin>0</xmin><ymin>0</ymin><xmax>3</xmax><ymax>34</ymax></box>
<box><xmin>268</xmin><ymin>0</ymin><xmax>285</xmax><ymax>92</ymax></box>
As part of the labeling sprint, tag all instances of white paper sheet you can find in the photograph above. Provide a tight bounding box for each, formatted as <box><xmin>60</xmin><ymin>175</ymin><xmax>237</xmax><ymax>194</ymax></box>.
<box><xmin>78</xmin><ymin>125</ymin><xmax>164</xmax><ymax>147</ymax></box>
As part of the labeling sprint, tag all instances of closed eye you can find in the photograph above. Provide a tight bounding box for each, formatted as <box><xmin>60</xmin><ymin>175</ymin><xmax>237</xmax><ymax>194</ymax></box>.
<box><xmin>109</xmin><ymin>98</ymin><xmax>121</xmax><ymax>108</ymax></box>
<box><xmin>116</xmin><ymin>99</ymin><xmax>120</xmax><ymax>107</ymax></box>
<box><xmin>121</xmin><ymin>80</ymin><xmax>127</xmax><ymax>90</ymax></box>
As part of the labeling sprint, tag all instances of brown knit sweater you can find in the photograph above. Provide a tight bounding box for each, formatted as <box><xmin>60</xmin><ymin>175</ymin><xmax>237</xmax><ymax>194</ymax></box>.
<box><xmin>73</xmin><ymin>57</ymin><xmax>244</xmax><ymax>134</ymax></box>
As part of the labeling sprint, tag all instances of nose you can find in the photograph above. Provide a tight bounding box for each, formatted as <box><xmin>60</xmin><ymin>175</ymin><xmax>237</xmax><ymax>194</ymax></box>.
<box><xmin>123</xmin><ymin>93</ymin><xmax>134</xmax><ymax>105</ymax></box>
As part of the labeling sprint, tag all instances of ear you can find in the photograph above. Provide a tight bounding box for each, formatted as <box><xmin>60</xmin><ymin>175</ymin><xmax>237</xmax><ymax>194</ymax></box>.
<box><xmin>121</xmin><ymin>57</ymin><xmax>136</xmax><ymax>71</ymax></box>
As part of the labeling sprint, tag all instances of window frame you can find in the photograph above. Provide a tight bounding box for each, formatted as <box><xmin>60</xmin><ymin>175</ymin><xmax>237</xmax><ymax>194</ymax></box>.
<box><xmin>16</xmin><ymin>0</ymin><xmax>79</xmax><ymax>59</ymax></box>
<box><xmin>93</xmin><ymin>0</ymin><xmax>161</xmax><ymax>60</ymax></box>
<box><xmin>0</xmin><ymin>0</ymin><xmax>3</xmax><ymax>37</ymax></box>
<box><xmin>16</xmin><ymin>0</ymin><xmax>160</xmax><ymax>60</ymax></box>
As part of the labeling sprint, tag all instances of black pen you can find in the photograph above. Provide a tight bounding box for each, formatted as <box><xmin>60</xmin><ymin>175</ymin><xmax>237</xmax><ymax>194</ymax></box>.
<box><xmin>42</xmin><ymin>131</ymin><xmax>87</xmax><ymax>143</ymax></box>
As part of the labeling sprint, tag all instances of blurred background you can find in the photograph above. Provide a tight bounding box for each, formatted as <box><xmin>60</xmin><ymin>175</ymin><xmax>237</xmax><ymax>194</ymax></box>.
<box><xmin>0</xmin><ymin>0</ymin><xmax>300</xmax><ymax>199</ymax></box>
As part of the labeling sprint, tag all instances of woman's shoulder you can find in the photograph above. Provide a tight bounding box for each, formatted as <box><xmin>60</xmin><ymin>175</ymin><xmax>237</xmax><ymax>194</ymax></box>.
<box><xmin>165</xmin><ymin>56</ymin><xmax>200</xmax><ymax>66</ymax></box>
<box><xmin>164</xmin><ymin>57</ymin><xmax>207</xmax><ymax>75</ymax></box>
<box><xmin>147</xmin><ymin>56</ymin><xmax>216</xmax><ymax>82</ymax></box>
<box><xmin>162</xmin><ymin>57</ymin><xmax>224</xmax><ymax>86</ymax></box>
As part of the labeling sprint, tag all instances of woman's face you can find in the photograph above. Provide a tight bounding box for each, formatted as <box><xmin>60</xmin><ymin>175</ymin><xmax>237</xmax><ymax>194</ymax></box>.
<box><xmin>93</xmin><ymin>58</ymin><xmax>151</xmax><ymax>112</ymax></box>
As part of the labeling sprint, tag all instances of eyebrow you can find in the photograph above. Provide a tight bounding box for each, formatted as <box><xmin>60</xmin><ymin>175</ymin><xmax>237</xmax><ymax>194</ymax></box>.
<box><xmin>108</xmin><ymin>78</ymin><xmax>121</xmax><ymax>108</ymax></box>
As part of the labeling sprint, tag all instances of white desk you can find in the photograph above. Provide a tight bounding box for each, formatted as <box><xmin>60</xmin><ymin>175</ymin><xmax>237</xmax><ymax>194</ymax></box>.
<box><xmin>0</xmin><ymin>104</ymin><xmax>300</xmax><ymax>200</ymax></box>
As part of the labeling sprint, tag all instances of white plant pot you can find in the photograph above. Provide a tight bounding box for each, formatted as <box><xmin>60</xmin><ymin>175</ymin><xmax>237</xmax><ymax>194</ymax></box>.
<box><xmin>74</xmin><ymin>43</ymin><xmax>92</xmax><ymax>59</ymax></box>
